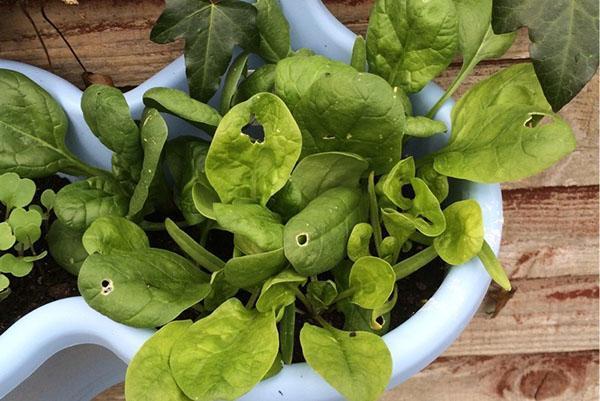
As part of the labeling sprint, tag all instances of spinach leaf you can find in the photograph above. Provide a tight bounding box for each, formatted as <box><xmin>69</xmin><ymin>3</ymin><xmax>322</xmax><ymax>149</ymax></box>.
<box><xmin>234</xmin><ymin>64</ymin><xmax>277</xmax><ymax>105</ymax></box>
<box><xmin>379</xmin><ymin>236</ymin><xmax>400</xmax><ymax>264</ymax></box>
<box><xmin>78</xmin><ymin>248</ymin><xmax>210</xmax><ymax>327</ymax></box>
<box><xmin>366</xmin><ymin>0</ymin><xmax>459</xmax><ymax>93</ymax></box>
<box><xmin>170</xmin><ymin>298</ymin><xmax>278</xmax><ymax>401</ymax></box>
<box><xmin>256</xmin><ymin>269</ymin><xmax>306</xmax><ymax>313</ymax></box>
<box><xmin>380</xmin><ymin>156</ymin><xmax>415</xmax><ymax>210</ymax></box>
<box><xmin>433</xmin><ymin>200</ymin><xmax>484</xmax><ymax>265</ymax></box>
<box><xmin>213</xmin><ymin>202</ymin><xmax>283</xmax><ymax>254</ymax></box>
<box><xmin>279</xmin><ymin>303</ymin><xmax>295</xmax><ymax>364</ymax></box>
<box><xmin>224</xmin><ymin>247</ymin><xmax>286</xmax><ymax>289</ymax></box>
<box><xmin>82</xmin><ymin>216</ymin><xmax>149</xmax><ymax>256</ymax></box>
<box><xmin>0</xmin><ymin>69</ymin><xmax>104</xmax><ymax>178</ymax></box>
<box><xmin>381</xmin><ymin>208</ymin><xmax>415</xmax><ymax>249</ymax></box>
<box><xmin>427</xmin><ymin>0</ymin><xmax>516</xmax><ymax>117</ymax></box>
<box><xmin>82</xmin><ymin>85</ymin><xmax>142</xmax><ymax>191</ymax></box>
<box><xmin>300</xmin><ymin>324</ymin><xmax>392</xmax><ymax>401</ymax></box>
<box><xmin>284</xmin><ymin>187</ymin><xmax>367</xmax><ymax>276</ymax></box>
<box><xmin>405</xmin><ymin>177</ymin><xmax>446</xmax><ymax>236</ymax></box>
<box><xmin>127</xmin><ymin>108</ymin><xmax>169</xmax><ymax>220</ymax></box>
<box><xmin>220</xmin><ymin>52</ymin><xmax>249</xmax><ymax>115</ymax></box>
<box><xmin>255</xmin><ymin>0</ymin><xmax>292</xmax><ymax>63</ymax></box>
<box><xmin>54</xmin><ymin>176</ymin><xmax>129</xmax><ymax>231</ymax></box>
<box><xmin>416</xmin><ymin>162</ymin><xmax>448</xmax><ymax>203</ymax></box>
<box><xmin>492</xmin><ymin>0</ymin><xmax>599</xmax><ymax>111</ymax></box>
<box><xmin>192</xmin><ymin>180</ymin><xmax>220</xmax><ymax>220</ymax></box>
<box><xmin>307</xmin><ymin>280</ymin><xmax>338</xmax><ymax>311</ymax></box>
<box><xmin>347</xmin><ymin>223</ymin><xmax>373</xmax><ymax>262</ymax></box>
<box><xmin>405</xmin><ymin>116</ymin><xmax>447</xmax><ymax>138</ymax></box>
<box><xmin>349</xmin><ymin>256</ymin><xmax>396</xmax><ymax>309</ymax></box>
<box><xmin>204</xmin><ymin>270</ymin><xmax>238</xmax><ymax>311</ymax></box>
<box><xmin>294</xmin><ymin>69</ymin><xmax>405</xmax><ymax>174</ymax></box>
<box><xmin>143</xmin><ymin>87</ymin><xmax>222</xmax><ymax>129</ymax></box>
<box><xmin>150</xmin><ymin>0</ymin><xmax>259</xmax><ymax>102</ymax></box>
<box><xmin>165</xmin><ymin>218</ymin><xmax>225</xmax><ymax>273</ymax></box>
<box><xmin>205</xmin><ymin>93</ymin><xmax>302</xmax><ymax>206</ymax></box>
<box><xmin>351</xmin><ymin>35</ymin><xmax>367</xmax><ymax>72</ymax></box>
<box><xmin>478</xmin><ymin>240</ymin><xmax>511</xmax><ymax>291</ymax></box>
<box><xmin>47</xmin><ymin>220</ymin><xmax>87</xmax><ymax>275</ymax></box>
<box><xmin>125</xmin><ymin>320</ymin><xmax>194</xmax><ymax>401</ymax></box>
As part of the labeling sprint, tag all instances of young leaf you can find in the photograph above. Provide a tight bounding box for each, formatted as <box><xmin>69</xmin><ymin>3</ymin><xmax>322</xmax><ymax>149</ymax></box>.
<box><xmin>150</xmin><ymin>0</ymin><xmax>259</xmax><ymax>102</ymax></box>
<box><xmin>170</xmin><ymin>298</ymin><xmax>279</xmax><ymax>401</ymax></box>
<box><xmin>0</xmin><ymin>222</ymin><xmax>15</xmax><ymax>251</ymax></box>
<box><xmin>0</xmin><ymin>69</ymin><xmax>103</xmax><ymax>178</ymax></box>
<box><xmin>381</xmin><ymin>208</ymin><xmax>415</xmax><ymax>249</ymax></box>
<box><xmin>347</xmin><ymin>223</ymin><xmax>373</xmax><ymax>262</ymax></box>
<box><xmin>294</xmin><ymin>69</ymin><xmax>405</xmax><ymax>174</ymax></box>
<box><xmin>165</xmin><ymin>218</ymin><xmax>225</xmax><ymax>273</ymax></box>
<box><xmin>416</xmin><ymin>162</ymin><xmax>448</xmax><ymax>203</ymax></box>
<box><xmin>349</xmin><ymin>256</ymin><xmax>396</xmax><ymax>309</ymax></box>
<box><xmin>370</xmin><ymin>285</ymin><xmax>398</xmax><ymax>331</ymax></box>
<box><xmin>406</xmin><ymin>177</ymin><xmax>446</xmax><ymax>237</ymax></box>
<box><xmin>213</xmin><ymin>202</ymin><xmax>283</xmax><ymax>253</ymax></box>
<box><xmin>434</xmin><ymin>200</ymin><xmax>484</xmax><ymax>265</ymax></box>
<box><xmin>478</xmin><ymin>240</ymin><xmax>511</xmax><ymax>291</ymax></box>
<box><xmin>392</xmin><ymin>245</ymin><xmax>438</xmax><ymax>280</ymax></box>
<box><xmin>40</xmin><ymin>189</ymin><xmax>56</xmax><ymax>211</ymax></box>
<box><xmin>220</xmin><ymin>52</ymin><xmax>250</xmax><ymax>115</ymax></box>
<box><xmin>0</xmin><ymin>172</ymin><xmax>36</xmax><ymax>212</ymax></box>
<box><xmin>307</xmin><ymin>280</ymin><xmax>338</xmax><ymax>311</ymax></box>
<box><xmin>256</xmin><ymin>269</ymin><xmax>306</xmax><ymax>313</ymax></box>
<box><xmin>284</xmin><ymin>187</ymin><xmax>367</xmax><ymax>276</ymax></box>
<box><xmin>492</xmin><ymin>0</ymin><xmax>599</xmax><ymax>111</ymax></box>
<box><xmin>143</xmin><ymin>87</ymin><xmax>222</xmax><ymax>129</ymax></box>
<box><xmin>279</xmin><ymin>303</ymin><xmax>295</xmax><ymax>364</ymax></box>
<box><xmin>54</xmin><ymin>176</ymin><xmax>129</xmax><ymax>231</ymax></box>
<box><xmin>224</xmin><ymin>247</ymin><xmax>287</xmax><ymax>289</ymax></box>
<box><xmin>0</xmin><ymin>274</ymin><xmax>8</xmax><ymax>292</ymax></box>
<box><xmin>47</xmin><ymin>220</ymin><xmax>88</xmax><ymax>275</ymax></box>
<box><xmin>380</xmin><ymin>156</ymin><xmax>415</xmax><ymax>210</ymax></box>
<box><xmin>128</xmin><ymin>108</ymin><xmax>169</xmax><ymax>220</ymax></box>
<box><xmin>204</xmin><ymin>270</ymin><xmax>238</xmax><ymax>311</ymax></box>
<box><xmin>405</xmin><ymin>116</ymin><xmax>447</xmax><ymax>138</ymax></box>
<box><xmin>82</xmin><ymin>216</ymin><xmax>149</xmax><ymax>256</ymax></box>
<box><xmin>234</xmin><ymin>64</ymin><xmax>277</xmax><ymax>105</ymax></box>
<box><xmin>379</xmin><ymin>236</ymin><xmax>400</xmax><ymax>264</ymax></box>
<box><xmin>8</xmin><ymin>207</ymin><xmax>42</xmax><ymax>247</ymax></box>
<box><xmin>366</xmin><ymin>0</ymin><xmax>459</xmax><ymax>93</ymax></box>
<box><xmin>350</xmin><ymin>35</ymin><xmax>367</xmax><ymax>72</ymax></box>
<box><xmin>0</xmin><ymin>253</ymin><xmax>35</xmax><ymax>277</ymax></box>
<box><xmin>78</xmin><ymin>248</ymin><xmax>210</xmax><ymax>327</ymax></box>
<box><xmin>205</xmin><ymin>93</ymin><xmax>302</xmax><ymax>206</ymax></box>
<box><xmin>255</xmin><ymin>0</ymin><xmax>292</xmax><ymax>63</ymax></box>
<box><xmin>125</xmin><ymin>320</ymin><xmax>194</xmax><ymax>401</ymax></box>
<box><xmin>300</xmin><ymin>324</ymin><xmax>392</xmax><ymax>401</ymax></box>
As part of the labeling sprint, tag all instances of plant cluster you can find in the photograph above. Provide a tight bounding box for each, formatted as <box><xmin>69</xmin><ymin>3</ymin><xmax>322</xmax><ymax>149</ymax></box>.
<box><xmin>0</xmin><ymin>0</ymin><xmax>595</xmax><ymax>400</ymax></box>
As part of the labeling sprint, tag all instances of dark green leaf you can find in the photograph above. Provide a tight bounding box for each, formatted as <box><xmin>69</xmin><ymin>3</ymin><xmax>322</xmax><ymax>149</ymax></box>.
<box><xmin>255</xmin><ymin>0</ymin><xmax>292</xmax><ymax>63</ymax></box>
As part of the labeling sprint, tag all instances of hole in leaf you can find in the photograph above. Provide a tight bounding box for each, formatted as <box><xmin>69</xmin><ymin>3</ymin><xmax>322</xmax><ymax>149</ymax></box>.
<box><xmin>241</xmin><ymin>114</ymin><xmax>265</xmax><ymax>143</ymax></box>
<box><xmin>349</xmin><ymin>331</ymin><xmax>357</xmax><ymax>338</ymax></box>
<box><xmin>524</xmin><ymin>113</ymin><xmax>554</xmax><ymax>128</ymax></box>
<box><xmin>420</xmin><ymin>215</ymin><xmax>434</xmax><ymax>226</ymax></box>
<box><xmin>401</xmin><ymin>184</ymin><xmax>415</xmax><ymax>200</ymax></box>
<box><xmin>322</xmin><ymin>135</ymin><xmax>336</xmax><ymax>140</ymax></box>
<box><xmin>296</xmin><ymin>233</ymin><xmax>309</xmax><ymax>247</ymax></box>
<box><xmin>101</xmin><ymin>279</ymin><xmax>113</xmax><ymax>295</ymax></box>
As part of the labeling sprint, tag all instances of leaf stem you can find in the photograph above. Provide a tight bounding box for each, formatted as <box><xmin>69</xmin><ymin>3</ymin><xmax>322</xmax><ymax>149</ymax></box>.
<box><xmin>392</xmin><ymin>245</ymin><xmax>438</xmax><ymax>280</ymax></box>
<box><xmin>245</xmin><ymin>289</ymin><xmax>259</xmax><ymax>309</ymax></box>
<box><xmin>368</xmin><ymin>171</ymin><xmax>383</xmax><ymax>256</ymax></box>
<box><xmin>333</xmin><ymin>287</ymin><xmax>356</xmax><ymax>304</ymax></box>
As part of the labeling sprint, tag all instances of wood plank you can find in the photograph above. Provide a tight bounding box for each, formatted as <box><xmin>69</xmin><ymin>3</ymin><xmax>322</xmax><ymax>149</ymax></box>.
<box><xmin>93</xmin><ymin>351</ymin><xmax>599</xmax><ymax>401</ymax></box>
<box><xmin>446</xmin><ymin>274</ymin><xmax>599</xmax><ymax>357</ymax></box>
<box><xmin>500</xmin><ymin>186</ymin><xmax>599</xmax><ymax>279</ymax></box>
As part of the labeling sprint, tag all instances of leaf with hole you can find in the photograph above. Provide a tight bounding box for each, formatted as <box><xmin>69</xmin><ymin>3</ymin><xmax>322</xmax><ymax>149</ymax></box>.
<box><xmin>379</xmin><ymin>156</ymin><xmax>415</xmax><ymax>210</ymax></box>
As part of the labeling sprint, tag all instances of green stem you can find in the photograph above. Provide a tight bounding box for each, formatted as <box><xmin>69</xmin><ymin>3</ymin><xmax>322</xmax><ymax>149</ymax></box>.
<box><xmin>393</xmin><ymin>245</ymin><xmax>438</xmax><ymax>280</ymax></box>
<box><xmin>333</xmin><ymin>287</ymin><xmax>356</xmax><ymax>304</ymax></box>
<box><xmin>279</xmin><ymin>303</ymin><xmax>296</xmax><ymax>365</ymax></box>
<box><xmin>139</xmin><ymin>220</ymin><xmax>191</xmax><ymax>232</ymax></box>
<box><xmin>164</xmin><ymin>218</ymin><xmax>224</xmax><ymax>272</ymax></box>
<box><xmin>245</xmin><ymin>289</ymin><xmax>259</xmax><ymax>309</ymax></box>
<box><xmin>425</xmin><ymin>62</ymin><xmax>475</xmax><ymax>119</ymax></box>
<box><xmin>66</xmin><ymin>157</ymin><xmax>111</xmax><ymax>178</ymax></box>
<box><xmin>368</xmin><ymin>171</ymin><xmax>383</xmax><ymax>256</ymax></box>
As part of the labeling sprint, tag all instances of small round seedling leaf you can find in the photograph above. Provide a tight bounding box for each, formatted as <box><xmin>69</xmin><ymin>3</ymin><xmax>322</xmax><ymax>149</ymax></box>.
<box><xmin>349</xmin><ymin>256</ymin><xmax>396</xmax><ymax>309</ymax></box>
<box><xmin>0</xmin><ymin>254</ymin><xmax>34</xmax><ymax>277</ymax></box>
<box><xmin>40</xmin><ymin>189</ymin><xmax>56</xmax><ymax>211</ymax></box>
<box><xmin>0</xmin><ymin>274</ymin><xmax>9</xmax><ymax>291</ymax></box>
<box><xmin>0</xmin><ymin>222</ymin><xmax>16</xmax><ymax>251</ymax></box>
<box><xmin>8</xmin><ymin>207</ymin><xmax>42</xmax><ymax>247</ymax></box>
<box><xmin>170</xmin><ymin>298</ymin><xmax>279</xmax><ymax>401</ymax></box>
<box><xmin>125</xmin><ymin>320</ymin><xmax>194</xmax><ymax>401</ymax></box>
<box><xmin>0</xmin><ymin>172</ymin><xmax>36</xmax><ymax>211</ymax></box>
<box><xmin>347</xmin><ymin>223</ymin><xmax>373</xmax><ymax>262</ymax></box>
<box><xmin>434</xmin><ymin>200</ymin><xmax>484</xmax><ymax>265</ymax></box>
<box><xmin>300</xmin><ymin>323</ymin><xmax>392</xmax><ymax>401</ymax></box>
<box><xmin>256</xmin><ymin>269</ymin><xmax>306</xmax><ymax>313</ymax></box>
<box><xmin>83</xmin><ymin>216</ymin><xmax>149</xmax><ymax>256</ymax></box>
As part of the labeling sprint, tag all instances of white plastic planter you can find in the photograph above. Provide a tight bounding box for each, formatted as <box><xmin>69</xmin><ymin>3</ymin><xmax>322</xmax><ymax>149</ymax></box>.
<box><xmin>0</xmin><ymin>1</ymin><xmax>503</xmax><ymax>400</ymax></box>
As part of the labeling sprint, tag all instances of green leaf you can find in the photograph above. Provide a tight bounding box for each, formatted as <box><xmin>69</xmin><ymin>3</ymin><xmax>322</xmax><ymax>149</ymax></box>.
<box><xmin>205</xmin><ymin>93</ymin><xmax>302</xmax><ymax>206</ymax></box>
<box><xmin>256</xmin><ymin>269</ymin><xmax>306</xmax><ymax>313</ymax></box>
<box><xmin>150</xmin><ymin>0</ymin><xmax>259</xmax><ymax>102</ymax></box>
<box><xmin>478</xmin><ymin>240</ymin><xmax>511</xmax><ymax>291</ymax></box>
<box><xmin>82</xmin><ymin>216</ymin><xmax>149</xmax><ymax>256</ymax></box>
<box><xmin>271</xmin><ymin>152</ymin><xmax>369</xmax><ymax>219</ymax></box>
<box><xmin>434</xmin><ymin>200</ymin><xmax>484</xmax><ymax>265</ymax></box>
<box><xmin>274</xmin><ymin>54</ymin><xmax>355</xmax><ymax>112</ymax></box>
<box><xmin>0</xmin><ymin>253</ymin><xmax>34</xmax><ymax>277</ymax></box>
<box><xmin>204</xmin><ymin>270</ymin><xmax>238</xmax><ymax>311</ymax></box>
<box><xmin>78</xmin><ymin>248</ymin><xmax>210</xmax><ymax>327</ymax></box>
<box><xmin>279</xmin><ymin>303</ymin><xmax>295</xmax><ymax>364</ymax></box>
<box><xmin>81</xmin><ymin>85</ymin><xmax>142</xmax><ymax>189</ymax></box>
<box><xmin>192</xmin><ymin>180</ymin><xmax>220</xmax><ymax>220</ymax></box>
<box><xmin>0</xmin><ymin>172</ymin><xmax>36</xmax><ymax>212</ymax></box>
<box><xmin>380</xmin><ymin>156</ymin><xmax>415</xmax><ymax>210</ymax></box>
<box><xmin>8</xmin><ymin>207</ymin><xmax>42</xmax><ymax>247</ymax></box>
<box><xmin>0</xmin><ymin>222</ymin><xmax>16</xmax><ymax>251</ymax></box>
<box><xmin>0</xmin><ymin>274</ymin><xmax>8</xmax><ymax>292</ymax></box>
<box><xmin>381</xmin><ymin>208</ymin><xmax>415</xmax><ymax>249</ymax></box>
<box><xmin>366</xmin><ymin>0</ymin><xmax>459</xmax><ymax>93</ymax></box>
<box><xmin>128</xmin><ymin>108</ymin><xmax>168</xmax><ymax>220</ymax></box>
<box><xmin>125</xmin><ymin>320</ymin><xmax>194</xmax><ymax>401</ymax></box>
<box><xmin>170</xmin><ymin>298</ymin><xmax>279</xmax><ymax>401</ymax></box>
<box><xmin>370</xmin><ymin>285</ymin><xmax>398</xmax><ymax>331</ymax></box>
<box><xmin>143</xmin><ymin>87</ymin><xmax>221</xmax><ymax>129</ymax></box>
<box><xmin>220</xmin><ymin>52</ymin><xmax>250</xmax><ymax>115</ymax></box>
<box><xmin>54</xmin><ymin>176</ymin><xmax>129</xmax><ymax>231</ymax></box>
<box><xmin>492</xmin><ymin>0</ymin><xmax>599</xmax><ymax>111</ymax></box>
<box><xmin>347</xmin><ymin>223</ymin><xmax>373</xmax><ymax>262</ymax></box>
<box><xmin>434</xmin><ymin>64</ymin><xmax>576</xmax><ymax>183</ymax></box>
<box><xmin>349</xmin><ymin>256</ymin><xmax>395</xmax><ymax>309</ymax></box>
<box><xmin>40</xmin><ymin>189</ymin><xmax>56</xmax><ymax>211</ymax></box>
<box><xmin>300</xmin><ymin>324</ymin><xmax>392</xmax><ymax>401</ymax></box>
<box><xmin>234</xmin><ymin>64</ymin><xmax>277</xmax><ymax>105</ymax></box>
<box><xmin>165</xmin><ymin>136</ymin><xmax>210</xmax><ymax>225</ymax></box>
<box><xmin>255</xmin><ymin>0</ymin><xmax>292</xmax><ymax>63</ymax></box>
<box><xmin>416</xmin><ymin>162</ymin><xmax>448</xmax><ymax>203</ymax></box>
<box><xmin>307</xmin><ymin>280</ymin><xmax>338</xmax><ymax>311</ymax></box>
<box><xmin>284</xmin><ymin>187</ymin><xmax>367</xmax><ymax>276</ymax></box>
<box><xmin>0</xmin><ymin>69</ymin><xmax>102</xmax><ymax>178</ymax></box>
<box><xmin>47</xmin><ymin>220</ymin><xmax>87</xmax><ymax>275</ymax></box>
<box><xmin>405</xmin><ymin>177</ymin><xmax>446</xmax><ymax>237</ymax></box>
<box><xmin>350</xmin><ymin>35</ymin><xmax>367</xmax><ymax>72</ymax></box>
<box><xmin>224</xmin><ymin>247</ymin><xmax>287</xmax><ymax>289</ymax></box>
<box><xmin>405</xmin><ymin>116</ymin><xmax>447</xmax><ymax>138</ymax></box>
<box><xmin>380</xmin><ymin>236</ymin><xmax>400</xmax><ymax>264</ymax></box>
<box><xmin>294</xmin><ymin>69</ymin><xmax>405</xmax><ymax>174</ymax></box>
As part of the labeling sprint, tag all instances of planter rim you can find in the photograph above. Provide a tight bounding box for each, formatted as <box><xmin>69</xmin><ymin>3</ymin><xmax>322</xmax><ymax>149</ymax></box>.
<box><xmin>0</xmin><ymin>1</ymin><xmax>502</xmax><ymax>400</ymax></box>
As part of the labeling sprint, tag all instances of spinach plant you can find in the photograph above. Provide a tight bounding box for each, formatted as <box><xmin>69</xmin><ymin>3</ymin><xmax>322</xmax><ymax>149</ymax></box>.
<box><xmin>0</xmin><ymin>0</ymin><xmax>589</xmax><ymax>400</ymax></box>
